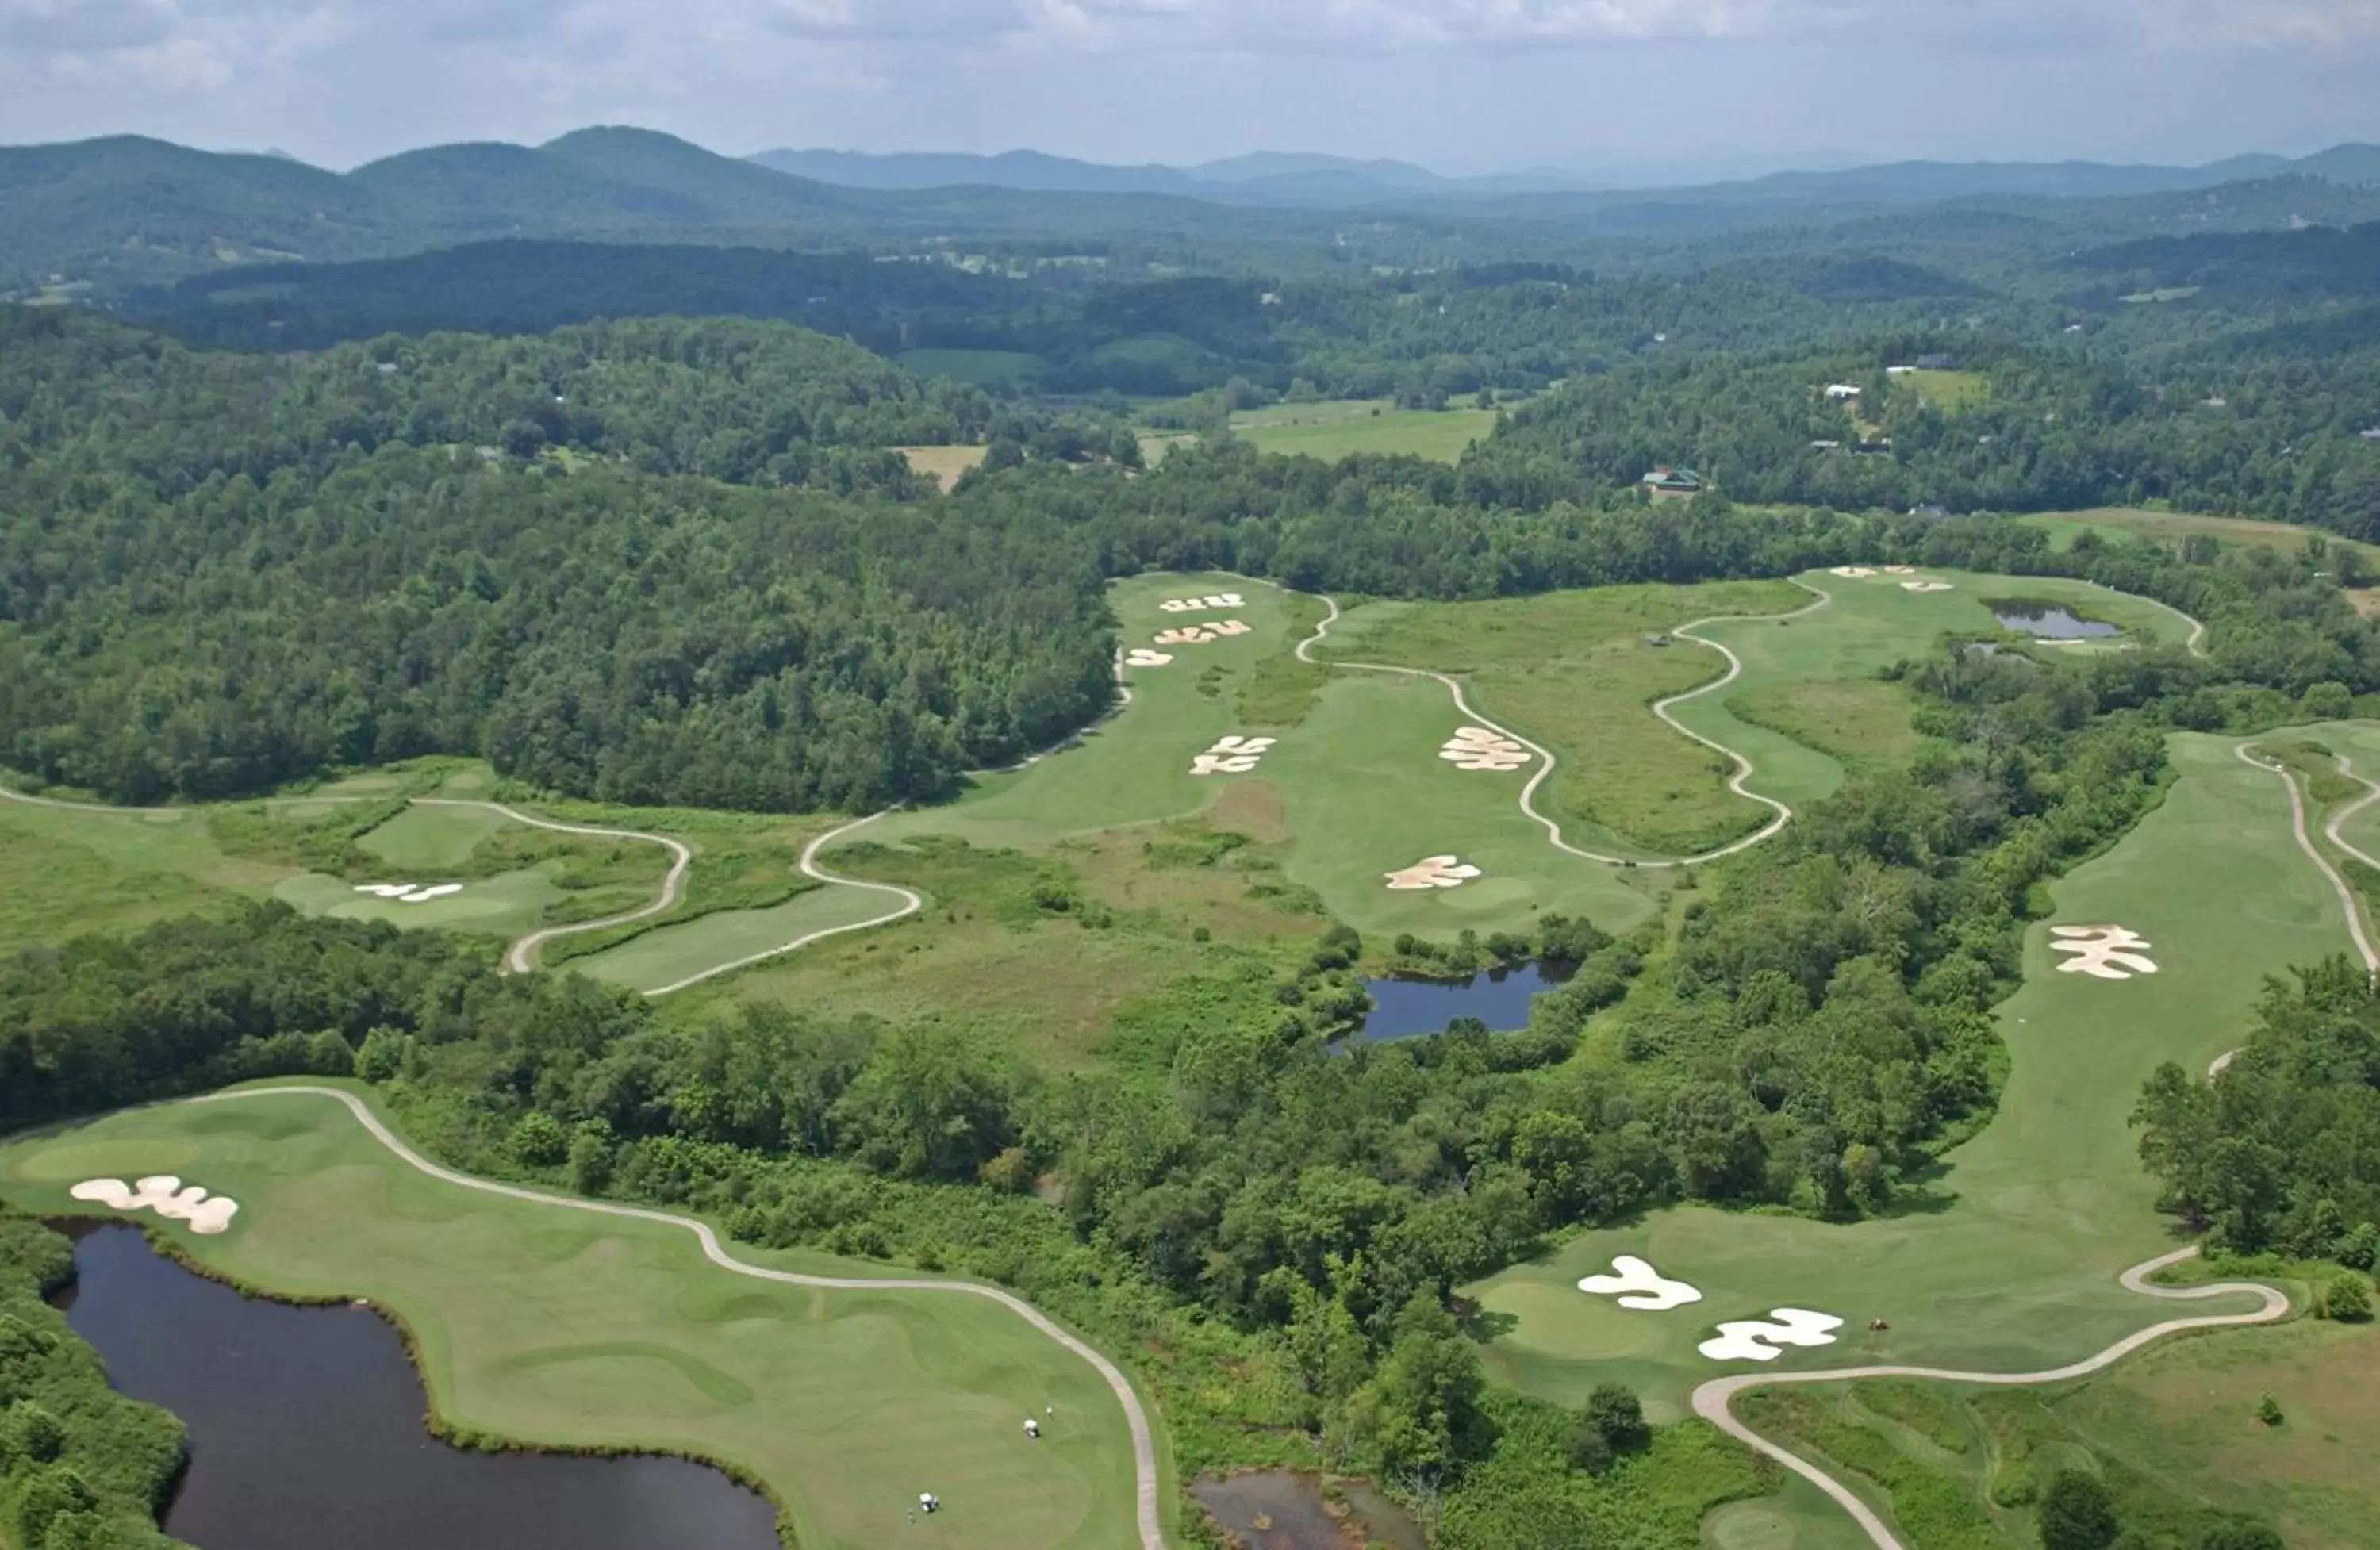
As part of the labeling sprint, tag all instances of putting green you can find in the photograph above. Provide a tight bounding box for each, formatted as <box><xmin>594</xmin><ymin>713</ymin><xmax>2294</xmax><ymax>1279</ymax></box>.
<box><xmin>0</xmin><ymin>1086</ymin><xmax>1157</xmax><ymax>1550</ymax></box>
<box><xmin>1471</xmin><ymin>732</ymin><xmax>2329</xmax><ymax>1418</ymax></box>
<box><xmin>274</xmin><ymin>867</ymin><xmax>567</xmax><ymax>934</ymax></box>
<box><xmin>355</xmin><ymin>801</ymin><xmax>516</xmax><ymax>869</ymax></box>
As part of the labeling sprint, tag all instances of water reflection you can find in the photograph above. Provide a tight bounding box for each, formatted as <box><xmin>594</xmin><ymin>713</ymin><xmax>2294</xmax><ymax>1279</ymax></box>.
<box><xmin>1986</xmin><ymin>599</ymin><xmax>2119</xmax><ymax>639</ymax></box>
<box><xmin>58</xmin><ymin>1224</ymin><xmax>781</xmax><ymax>1550</ymax></box>
<box><xmin>1357</xmin><ymin>961</ymin><xmax>1570</xmax><ymax>1041</ymax></box>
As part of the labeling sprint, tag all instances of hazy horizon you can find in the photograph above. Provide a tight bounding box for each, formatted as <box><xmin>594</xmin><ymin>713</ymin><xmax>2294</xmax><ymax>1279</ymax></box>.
<box><xmin>2</xmin><ymin>2</ymin><xmax>2375</xmax><ymax>177</ymax></box>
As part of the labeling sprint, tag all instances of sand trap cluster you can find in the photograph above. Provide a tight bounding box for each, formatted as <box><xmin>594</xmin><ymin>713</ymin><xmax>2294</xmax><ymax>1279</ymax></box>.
<box><xmin>1123</xmin><ymin>648</ymin><xmax>1175</xmax><ymax>668</ymax></box>
<box><xmin>1189</xmin><ymin>735</ymin><xmax>1275</xmax><ymax>776</ymax></box>
<box><xmin>1882</xmin><ymin>566</ymin><xmax>1917</xmax><ymax>574</ymax></box>
<box><xmin>1158</xmin><ymin>593</ymin><xmax>1245</xmax><ymax>613</ymax></box>
<box><xmin>2050</xmin><ymin>923</ymin><xmax>2159</xmax><ymax>980</ymax></box>
<box><xmin>1829</xmin><ymin>566</ymin><xmax>1877</xmax><ymax>578</ymax></box>
<box><xmin>1439</xmin><ymin>727</ymin><xmax>1531</xmax><ymax>772</ymax></box>
<box><xmin>353</xmin><ymin>882</ymin><xmax>464</xmax><ymax>904</ymax></box>
<box><xmin>1576</xmin><ymin>1255</ymin><xmax>1703</xmax><ymax>1311</ymax></box>
<box><xmin>1698</xmin><ymin>1308</ymin><xmax>1844</xmax><ymax>1362</ymax></box>
<box><xmin>1901</xmin><ymin>581</ymin><xmax>1953</xmax><ymax>593</ymax></box>
<box><xmin>1154</xmin><ymin>620</ymin><xmax>1253</xmax><ymax>646</ymax></box>
<box><xmin>71</xmin><ymin>1176</ymin><xmax>240</xmax><ymax>1235</ymax></box>
<box><xmin>1384</xmin><ymin>854</ymin><xmax>1482</xmax><ymax>891</ymax></box>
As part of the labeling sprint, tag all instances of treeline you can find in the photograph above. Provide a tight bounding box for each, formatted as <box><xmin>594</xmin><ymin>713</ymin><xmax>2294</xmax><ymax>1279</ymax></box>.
<box><xmin>0</xmin><ymin>1210</ymin><xmax>186</xmax><ymax>1550</ymax></box>
<box><xmin>2134</xmin><ymin>958</ymin><xmax>2380</xmax><ymax>1270</ymax></box>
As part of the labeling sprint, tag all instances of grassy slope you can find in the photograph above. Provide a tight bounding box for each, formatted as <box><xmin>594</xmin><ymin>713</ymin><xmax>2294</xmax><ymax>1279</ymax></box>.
<box><xmin>1229</xmin><ymin>400</ymin><xmax>1499</xmax><ymax>463</ymax></box>
<box><xmin>1470</xmin><ymin>732</ymin><xmax>2333</xmax><ymax>1422</ymax></box>
<box><xmin>0</xmin><ymin>799</ymin><xmax>287</xmax><ymax>949</ymax></box>
<box><xmin>0</xmin><ymin>1086</ymin><xmax>1154</xmax><ymax>1550</ymax></box>
<box><xmin>2023</xmin><ymin>508</ymin><xmax>2380</xmax><ymax>564</ymax></box>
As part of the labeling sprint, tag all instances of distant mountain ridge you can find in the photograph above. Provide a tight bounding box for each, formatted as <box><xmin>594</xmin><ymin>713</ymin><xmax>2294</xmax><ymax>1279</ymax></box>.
<box><xmin>749</xmin><ymin>142</ymin><xmax>2380</xmax><ymax>205</ymax></box>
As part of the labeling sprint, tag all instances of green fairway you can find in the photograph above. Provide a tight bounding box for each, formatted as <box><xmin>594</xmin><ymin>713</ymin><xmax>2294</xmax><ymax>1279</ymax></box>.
<box><xmin>856</xmin><ymin>573</ymin><xmax>1660</xmax><ymax>938</ymax></box>
<box><xmin>574</xmin><ymin>877</ymin><xmax>909</xmax><ymax>993</ymax></box>
<box><xmin>2021</xmin><ymin>507</ymin><xmax>2380</xmax><ymax>565</ymax></box>
<box><xmin>0</xmin><ymin>1086</ymin><xmax>1157</xmax><ymax>1550</ymax></box>
<box><xmin>1667</xmin><ymin>568</ymin><xmax>2194</xmax><ymax>821</ymax></box>
<box><xmin>1470</xmin><ymin>731</ymin><xmax>2327</xmax><ymax>1421</ymax></box>
<box><xmin>272</xmin><ymin>865</ymin><xmax>569</xmax><ymax>936</ymax></box>
<box><xmin>0</xmin><ymin>795</ymin><xmax>290</xmax><ymax>947</ymax></box>
<box><xmin>355</xmin><ymin>801</ymin><xmax>516</xmax><ymax>869</ymax></box>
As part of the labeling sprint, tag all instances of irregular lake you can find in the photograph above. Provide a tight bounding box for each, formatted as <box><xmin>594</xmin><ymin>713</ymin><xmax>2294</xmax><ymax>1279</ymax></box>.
<box><xmin>1985</xmin><ymin>599</ymin><xmax>2120</xmax><ymax>639</ymax></box>
<box><xmin>1358</xmin><ymin>961</ymin><xmax>1569</xmax><ymax>1041</ymax></box>
<box><xmin>57</xmin><ymin>1224</ymin><xmax>781</xmax><ymax>1550</ymax></box>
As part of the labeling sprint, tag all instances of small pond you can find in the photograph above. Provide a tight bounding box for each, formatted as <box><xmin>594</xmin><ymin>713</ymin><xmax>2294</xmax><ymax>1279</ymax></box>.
<box><xmin>1357</xmin><ymin>961</ymin><xmax>1570</xmax><ymax>1042</ymax></box>
<box><xmin>1192</xmin><ymin>1470</ymin><xmax>1426</xmax><ymax>1550</ymax></box>
<box><xmin>1984</xmin><ymin>598</ymin><xmax>2120</xmax><ymax>639</ymax></box>
<box><xmin>57</xmin><ymin>1224</ymin><xmax>781</xmax><ymax>1550</ymax></box>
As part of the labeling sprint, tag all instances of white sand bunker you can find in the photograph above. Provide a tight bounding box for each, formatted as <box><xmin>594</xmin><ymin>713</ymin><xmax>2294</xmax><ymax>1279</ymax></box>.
<box><xmin>1153</xmin><ymin>620</ymin><xmax>1253</xmax><ymax>646</ymax></box>
<box><xmin>71</xmin><ymin>1176</ymin><xmax>240</xmax><ymax>1235</ymax></box>
<box><xmin>353</xmin><ymin>882</ymin><xmax>463</xmax><ymax>904</ymax></box>
<box><xmin>1384</xmin><ymin>855</ymin><xmax>1481</xmax><ymax>891</ymax></box>
<box><xmin>1882</xmin><ymin>565</ymin><xmax>1917</xmax><ymax>574</ymax></box>
<box><xmin>1123</xmin><ymin>649</ymin><xmax>1174</xmax><ymax>668</ymax></box>
<box><xmin>1829</xmin><ymin>566</ymin><xmax>1877</xmax><ymax>578</ymax></box>
<box><xmin>1699</xmin><ymin>1308</ymin><xmax>1844</xmax><ymax>1362</ymax></box>
<box><xmin>1189</xmin><ymin>735</ymin><xmax>1275</xmax><ymax>776</ymax></box>
<box><xmin>2051</xmin><ymin>924</ymin><xmax>2159</xmax><ymax>980</ymax></box>
<box><xmin>1159</xmin><ymin>593</ymin><xmax>1245</xmax><ymax>613</ymax></box>
<box><xmin>1577</xmin><ymin>1255</ymin><xmax>1702</xmax><ymax>1310</ymax></box>
<box><xmin>1902</xmin><ymin>581</ymin><xmax>1953</xmax><ymax>593</ymax></box>
<box><xmin>1440</xmin><ymin>727</ymin><xmax>1531</xmax><ymax>772</ymax></box>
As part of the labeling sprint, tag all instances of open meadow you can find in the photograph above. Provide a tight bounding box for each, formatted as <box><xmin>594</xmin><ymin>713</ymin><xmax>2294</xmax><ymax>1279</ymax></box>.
<box><xmin>0</xmin><ymin>1084</ymin><xmax>1161</xmax><ymax>1550</ymax></box>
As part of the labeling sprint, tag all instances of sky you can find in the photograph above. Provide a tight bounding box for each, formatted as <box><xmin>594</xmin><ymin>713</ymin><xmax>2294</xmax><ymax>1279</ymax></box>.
<box><xmin>0</xmin><ymin>0</ymin><xmax>2376</xmax><ymax>177</ymax></box>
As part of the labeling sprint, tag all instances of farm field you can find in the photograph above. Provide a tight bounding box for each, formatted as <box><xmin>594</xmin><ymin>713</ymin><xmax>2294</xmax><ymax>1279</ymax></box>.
<box><xmin>1892</xmin><ymin>368</ymin><xmax>1988</xmax><ymax>409</ymax></box>
<box><xmin>1469</xmin><ymin>731</ymin><xmax>2329</xmax><ymax>1429</ymax></box>
<box><xmin>0</xmin><ymin>1085</ymin><xmax>1158</xmax><ymax>1550</ymax></box>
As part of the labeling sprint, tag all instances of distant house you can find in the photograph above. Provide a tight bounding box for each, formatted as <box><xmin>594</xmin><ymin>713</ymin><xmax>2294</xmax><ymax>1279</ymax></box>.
<box><xmin>1810</xmin><ymin>439</ymin><xmax>1843</xmax><ymax>451</ymax></box>
<box><xmin>1640</xmin><ymin>466</ymin><xmax>1703</xmax><ymax>499</ymax></box>
<box><xmin>1886</xmin><ymin>365</ymin><xmax>1917</xmax><ymax>376</ymax></box>
<box><xmin>1910</xmin><ymin>504</ymin><xmax>1953</xmax><ymax>520</ymax></box>
<box><xmin>1825</xmin><ymin>383</ymin><xmax>1863</xmax><ymax>400</ymax></box>
<box><xmin>2360</xmin><ymin>428</ymin><xmax>2380</xmax><ymax>442</ymax></box>
<box><xmin>1915</xmin><ymin>353</ymin><xmax>1958</xmax><ymax>370</ymax></box>
<box><xmin>1852</xmin><ymin>439</ymin><xmax>1894</xmax><ymax>456</ymax></box>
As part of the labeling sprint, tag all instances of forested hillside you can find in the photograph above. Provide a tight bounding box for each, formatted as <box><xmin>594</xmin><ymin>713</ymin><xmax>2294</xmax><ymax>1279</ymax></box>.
<box><xmin>0</xmin><ymin>311</ymin><xmax>1114</xmax><ymax>807</ymax></box>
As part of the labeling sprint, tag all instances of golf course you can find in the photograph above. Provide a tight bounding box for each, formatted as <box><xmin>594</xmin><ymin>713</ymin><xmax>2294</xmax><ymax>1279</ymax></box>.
<box><xmin>0</xmin><ymin>1084</ymin><xmax>1165</xmax><ymax>1550</ymax></box>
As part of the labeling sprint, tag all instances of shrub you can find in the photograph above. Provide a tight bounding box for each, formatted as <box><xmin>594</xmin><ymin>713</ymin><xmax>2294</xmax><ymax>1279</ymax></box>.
<box><xmin>2321</xmin><ymin>1273</ymin><xmax>2371</xmax><ymax>1322</ymax></box>
<box><xmin>2039</xmin><ymin>1468</ymin><xmax>2118</xmax><ymax>1550</ymax></box>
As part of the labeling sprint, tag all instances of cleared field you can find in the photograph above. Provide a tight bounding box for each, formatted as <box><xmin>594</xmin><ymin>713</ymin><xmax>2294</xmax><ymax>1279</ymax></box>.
<box><xmin>1725</xmin><ymin>679</ymin><xmax>1928</xmax><ymax>775</ymax></box>
<box><xmin>1471</xmin><ymin>732</ymin><xmax>2331</xmax><ymax>1425</ymax></box>
<box><xmin>897</xmin><ymin>444</ymin><xmax>989</xmax><ymax>490</ymax></box>
<box><xmin>0</xmin><ymin>1086</ymin><xmax>1157</xmax><ymax>1550</ymax></box>
<box><xmin>1229</xmin><ymin>399</ymin><xmax>1499</xmax><ymax>462</ymax></box>
<box><xmin>0</xmin><ymin>796</ymin><xmax>288</xmax><ymax>947</ymax></box>
<box><xmin>1893</xmin><ymin>369</ymin><xmax>1987</xmax><ymax>410</ymax></box>
<box><xmin>2023</xmin><ymin>507</ymin><xmax>2379</xmax><ymax>563</ymax></box>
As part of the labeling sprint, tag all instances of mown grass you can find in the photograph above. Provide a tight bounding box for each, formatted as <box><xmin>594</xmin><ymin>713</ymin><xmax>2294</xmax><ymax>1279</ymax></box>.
<box><xmin>1229</xmin><ymin>399</ymin><xmax>1499</xmax><ymax>463</ymax></box>
<box><xmin>0</xmin><ymin>1086</ymin><xmax>1154</xmax><ymax>1550</ymax></box>
<box><xmin>2022</xmin><ymin>508</ymin><xmax>2380</xmax><ymax>564</ymax></box>
<box><xmin>1312</xmin><ymin>579</ymin><xmax>1806</xmax><ymax>856</ymax></box>
<box><xmin>1473</xmin><ymin>734</ymin><xmax>2328</xmax><ymax>1420</ymax></box>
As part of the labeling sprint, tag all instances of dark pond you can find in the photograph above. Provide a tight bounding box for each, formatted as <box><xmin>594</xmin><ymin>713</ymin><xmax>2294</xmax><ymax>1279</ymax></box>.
<box><xmin>1192</xmin><ymin>1470</ymin><xmax>1426</xmax><ymax>1550</ymax></box>
<box><xmin>1357</xmin><ymin>961</ymin><xmax>1569</xmax><ymax>1042</ymax></box>
<box><xmin>1985</xmin><ymin>598</ymin><xmax>2120</xmax><ymax>639</ymax></box>
<box><xmin>57</xmin><ymin>1224</ymin><xmax>781</xmax><ymax>1550</ymax></box>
